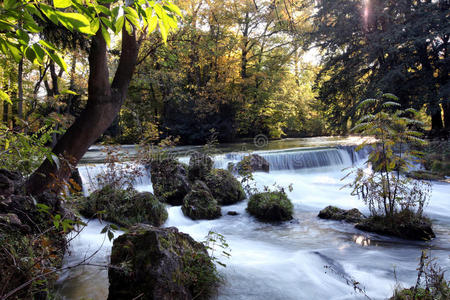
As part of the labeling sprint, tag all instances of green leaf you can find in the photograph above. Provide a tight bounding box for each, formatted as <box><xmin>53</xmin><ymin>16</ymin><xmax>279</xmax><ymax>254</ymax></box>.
<box><xmin>53</xmin><ymin>0</ymin><xmax>72</xmax><ymax>9</ymax></box>
<box><xmin>166</xmin><ymin>2</ymin><xmax>183</xmax><ymax>18</ymax></box>
<box><xmin>96</xmin><ymin>5</ymin><xmax>111</xmax><ymax>16</ymax></box>
<box><xmin>147</xmin><ymin>14</ymin><xmax>157</xmax><ymax>33</ymax></box>
<box><xmin>61</xmin><ymin>89</ymin><xmax>78</xmax><ymax>95</ymax></box>
<box><xmin>107</xmin><ymin>230</ymin><xmax>114</xmax><ymax>241</ymax></box>
<box><xmin>25</xmin><ymin>46</ymin><xmax>37</xmax><ymax>63</ymax></box>
<box><xmin>17</xmin><ymin>29</ymin><xmax>30</xmax><ymax>46</ymax></box>
<box><xmin>90</xmin><ymin>17</ymin><xmax>100</xmax><ymax>33</ymax></box>
<box><xmin>4</xmin><ymin>0</ymin><xmax>18</xmax><ymax>10</ymax></box>
<box><xmin>32</xmin><ymin>44</ymin><xmax>46</xmax><ymax>63</ymax></box>
<box><xmin>40</xmin><ymin>4</ymin><xmax>60</xmax><ymax>25</ymax></box>
<box><xmin>0</xmin><ymin>90</ymin><xmax>12</xmax><ymax>104</ymax></box>
<box><xmin>39</xmin><ymin>40</ymin><xmax>58</xmax><ymax>51</ymax></box>
<box><xmin>101</xmin><ymin>25</ymin><xmax>111</xmax><ymax>47</ymax></box>
<box><xmin>158</xmin><ymin>19</ymin><xmax>167</xmax><ymax>42</ymax></box>
<box><xmin>100</xmin><ymin>17</ymin><xmax>113</xmax><ymax>29</ymax></box>
<box><xmin>115</xmin><ymin>15</ymin><xmax>124</xmax><ymax>34</ymax></box>
<box><xmin>6</xmin><ymin>41</ymin><xmax>22</xmax><ymax>62</ymax></box>
<box><xmin>124</xmin><ymin>19</ymin><xmax>133</xmax><ymax>35</ymax></box>
<box><xmin>54</xmin><ymin>11</ymin><xmax>93</xmax><ymax>35</ymax></box>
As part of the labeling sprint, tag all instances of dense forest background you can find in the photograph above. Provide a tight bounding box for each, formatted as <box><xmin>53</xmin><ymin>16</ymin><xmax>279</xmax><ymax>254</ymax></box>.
<box><xmin>1</xmin><ymin>0</ymin><xmax>448</xmax><ymax>146</ymax></box>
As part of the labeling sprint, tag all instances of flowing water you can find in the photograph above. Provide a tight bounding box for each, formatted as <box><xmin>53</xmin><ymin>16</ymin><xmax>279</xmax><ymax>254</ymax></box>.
<box><xmin>55</xmin><ymin>138</ymin><xmax>450</xmax><ymax>300</ymax></box>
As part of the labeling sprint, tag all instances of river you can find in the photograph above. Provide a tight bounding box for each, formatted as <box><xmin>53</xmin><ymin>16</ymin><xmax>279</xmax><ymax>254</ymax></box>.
<box><xmin>55</xmin><ymin>137</ymin><xmax>450</xmax><ymax>300</ymax></box>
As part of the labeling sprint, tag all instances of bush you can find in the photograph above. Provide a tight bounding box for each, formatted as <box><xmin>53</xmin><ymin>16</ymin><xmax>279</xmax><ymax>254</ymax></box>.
<box><xmin>345</xmin><ymin>94</ymin><xmax>434</xmax><ymax>239</ymax></box>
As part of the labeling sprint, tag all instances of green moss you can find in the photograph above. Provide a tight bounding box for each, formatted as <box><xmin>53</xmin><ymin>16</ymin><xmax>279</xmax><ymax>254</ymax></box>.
<box><xmin>181</xmin><ymin>181</ymin><xmax>221</xmax><ymax>220</ymax></box>
<box><xmin>406</xmin><ymin>170</ymin><xmax>445</xmax><ymax>181</ymax></box>
<box><xmin>247</xmin><ymin>191</ymin><xmax>293</xmax><ymax>222</ymax></box>
<box><xmin>204</xmin><ymin>169</ymin><xmax>246</xmax><ymax>205</ymax></box>
<box><xmin>79</xmin><ymin>185</ymin><xmax>168</xmax><ymax>227</ymax></box>
<box><xmin>355</xmin><ymin>210</ymin><xmax>435</xmax><ymax>241</ymax></box>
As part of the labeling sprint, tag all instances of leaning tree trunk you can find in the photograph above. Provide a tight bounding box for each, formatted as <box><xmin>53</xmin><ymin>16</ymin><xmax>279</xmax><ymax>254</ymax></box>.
<box><xmin>26</xmin><ymin>27</ymin><xmax>138</xmax><ymax>195</ymax></box>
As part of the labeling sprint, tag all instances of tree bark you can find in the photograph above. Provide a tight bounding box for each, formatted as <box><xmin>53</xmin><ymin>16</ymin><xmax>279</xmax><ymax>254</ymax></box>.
<box><xmin>431</xmin><ymin>106</ymin><xmax>443</xmax><ymax>132</ymax></box>
<box><xmin>26</xmin><ymin>26</ymin><xmax>139</xmax><ymax>195</ymax></box>
<box><xmin>17</xmin><ymin>58</ymin><xmax>23</xmax><ymax>120</ymax></box>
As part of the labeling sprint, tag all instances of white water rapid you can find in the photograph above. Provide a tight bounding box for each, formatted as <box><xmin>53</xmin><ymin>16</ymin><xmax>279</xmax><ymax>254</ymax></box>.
<box><xmin>55</xmin><ymin>143</ymin><xmax>450</xmax><ymax>300</ymax></box>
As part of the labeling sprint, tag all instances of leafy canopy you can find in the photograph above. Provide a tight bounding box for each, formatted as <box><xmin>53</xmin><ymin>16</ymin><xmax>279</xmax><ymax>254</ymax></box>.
<box><xmin>0</xmin><ymin>0</ymin><xmax>182</xmax><ymax>104</ymax></box>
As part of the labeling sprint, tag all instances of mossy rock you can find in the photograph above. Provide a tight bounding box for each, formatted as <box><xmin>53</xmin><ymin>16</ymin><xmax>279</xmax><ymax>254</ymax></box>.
<box><xmin>236</xmin><ymin>154</ymin><xmax>270</xmax><ymax>173</ymax></box>
<box><xmin>108</xmin><ymin>225</ymin><xmax>219</xmax><ymax>300</ymax></box>
<box><xmin>204</xmin><ymin>169</ymin><xmax>246</xmax><ymax>205</ymax></box>
<box><xmin>247</xmin><ymin>191</ymin><xmax>293</xmax><ymax>222</ymax></box>
<box><xmin>150</xmin><ymin>158</ymin><xmax>191</xmax><ymax>205</ymax></box>
<box><xmin>406</xmin><ymin>170</ymin><xmax>445</xmax><ymax>181</ymax></box>
<box><xmin>390</xmin><ymin>286</ymin><xmax>449</xmax><ymax>300</ymax></box>
<box><xmin>318</xmin><ymin>206</ymin><xmax>364</xmax><ymax>223</ymax></box>
<box><xmin>79</xmin><ymin>185</ymin><xmax>168</xmax><ymax>227</ymax></box>
<box><xmin>355</xmin><ymin>210</ymin><xmax>435</xmax><ymax>241</ymax></box>
<box><xmin>182</xmin><ymin>181</ymin><xmax>221</xmax><ymax>220</ymax></box>
<box><xmin>188</xmin><ymin>152</ymin><xmax>214</xmax><ymax>181</ymax></box>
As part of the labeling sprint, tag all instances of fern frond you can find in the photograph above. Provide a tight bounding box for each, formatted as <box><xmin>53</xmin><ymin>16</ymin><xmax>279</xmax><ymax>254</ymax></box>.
<box><xmin>382</xmin><ymin>101</ymin><xmax>401</xmax><ymax>108</ymax></box>
<box><xmin>357</xmin><ymin>98</ymin><xmax>378</xmax><ymax>109</ymax></box>
<box><xmin>382</xmin><ymin>93</ymin><xmax>399</xmax><ymax>101</ymax></box>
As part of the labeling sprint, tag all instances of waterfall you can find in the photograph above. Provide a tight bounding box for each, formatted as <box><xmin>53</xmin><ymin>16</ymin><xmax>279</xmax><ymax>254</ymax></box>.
<box><xmin>213</xmin><ymin>145</ymin><xmax>370</xmax><ymax>171</ymax></box>
<box><xmin>78</xmin><ymin>146</ymin><xmax>370</xmax><ymax>195</ymax></box>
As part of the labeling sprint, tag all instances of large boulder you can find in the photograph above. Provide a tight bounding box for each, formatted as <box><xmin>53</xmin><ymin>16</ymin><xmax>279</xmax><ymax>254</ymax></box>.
<box><xmin>355</xmin><ymin>212</ymin><xmax>435</xmax><ymax>241</ymax></box>
<box><xmin>0</xmin><ymin>169</ymin><xmax>22</xmax><ymax>197</ymax></box>
<box><xmin>318</xmin><ymin>206</ymin><xmax>364</xmax><ymax>223</ymax></box>
<box><xmin>108</xmin><ymin>225</ymin><xmax>219</xmax><ymax>300</ymax></box>
<box><xmin>182</xmin><ymin>181</ymin><xmax>221</xmax><ymax>220</ymax></box>
<box><xmin>80</xmin><ymin>185</ymin><xmax>167</xmax><ymax>227</ymax></box>
<box><xmin>236</xmin><ymin>154</ymin><xmax>270</xmax><ymax>173</ymax></box>
<box><xmin>204</xmin><ymin>169</ymin><xmax>246</xmax><ymax>205</ymax></box>
<box><xmin>247</xmin><ymin>191</ymin><xmax>293</xmax><ymax>222</ymax></box>
<box><xmin>188</xmin><ymin>152</ymin><xmax>214</xmax><ymax>181</ymax></box>
<box><xmin>150</xmin><ymin>158</ymin><xmax>191</xmax><ymax>205</ymax></box>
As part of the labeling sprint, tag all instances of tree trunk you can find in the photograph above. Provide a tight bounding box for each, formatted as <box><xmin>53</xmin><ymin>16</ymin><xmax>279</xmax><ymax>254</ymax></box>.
<box><xmin>431</xmin><ymin>107</ymin><xmax>443</xmax><ymax>132</ymax></box>
<box><xmin>444</xmin><ymin>102</ymin><xmax>450</xmax><ymax>131</ymax></box>
<box><xmin>17</xmin><ymin>58</ymin><xmax>23</xmax><ymax>120</ymax></box>
<box><xmin>26</xmin><ymin>27</ymin><xmax>138</xmax><ymax>195</ymax></box>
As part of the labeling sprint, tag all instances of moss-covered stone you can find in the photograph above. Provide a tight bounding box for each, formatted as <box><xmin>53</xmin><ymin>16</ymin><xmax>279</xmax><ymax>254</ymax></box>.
<box><xmin>247</xmin><ymin>191</ymin><xmax>293</xmax><ymax>222</ymax></box>
<box><xmin>355</xmin><ymin>210</ymin><xmax>435</xmax><ymax>241</ymax></box>
<box><xmin>204</xmin><ymin>169</ymin><xmax>246</xmax><ymax>205</ymax></box>
<box><xmin>390</xmin><ymin>286</ymin><xmax>449</xmax><ymax>300</ymax></box>
<box><xmin>79</xmin><ymin>185</ymin><xmax>167</xmax><ymax>227</ymax></box>
<box><xmin>236</xmin><ymin>154</ymin><xmax>270</xmax><ymax>173</ymax></box>
<box><xmin>188</xmin><ymin>152</ymin><xmax>214</xmax><ymax>181</ymax></box>
<box><xmin>108</xmin><ymin>225</ymin><xmax>219</xmax><ymax>300</ymax></box>
<box><xmin>181</xmin><ymin>181</ymin><xmax>221</xmax><ymax>220</ymax></box>
<box><xmin>150</xmin><ymin>158</ymin><xmax>191</xmax><ymax>205</ymax></box>
<box><xmin>318</xmin><ymin>206</ymin><xmax>364</xmax><ymax>223</ymax></box>
<box><xmin>406</xmin><ymin>170</ymin><xmax>445</xmax><ymax>181</ymax></box>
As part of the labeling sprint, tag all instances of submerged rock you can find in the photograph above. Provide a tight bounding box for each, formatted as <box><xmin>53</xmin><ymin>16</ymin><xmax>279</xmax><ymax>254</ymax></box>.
<box><xmin>204</xmin><ymin>169</ymin><xmax>246</xmax><ymax>205</ymax></box>
<box><xmin>150</xmin><ymin>158</ymin><xmax>190</xmax><ymax>205</ymax></box>
<box><xmin>182</xmin><ymin>181</ymin><xmax>221</xmax><ymax>220</ymax></box>
<box><xmin>80</xmin><ymin>185</ymin><xmax>167</xmax><ymax>227</ymax></box>
<box><xmin>227</xmin><ymin>211</ymin><xmax>239</xmax><ymax>216</ymax></box>
<box><xmin>108</xmin><ymin>225</ymin><xmax>219</xmax><ymax>300</ymax></box>
<box><xmin>318</xmin><ymin>206</ymin><xmax>364</xmax><ymax>223</ymax></box>
<box><xmin>236</xmin><ymin>154</ymin><xmax>270</xmax><ymax>173</ymax></box>
<box><xmin>247</xmin><ymin>191</ymin><xmax>293</xmax><ymax>222</ymax></box>
<box><xmin>188</xmin><ymin>152</ymin><xmax>214</xmax><ymax>181</ymax></box>
<box><xmin>355</xmin><ymin>213</ymin><xmax>435</xmax><ymax>241</ymax></box>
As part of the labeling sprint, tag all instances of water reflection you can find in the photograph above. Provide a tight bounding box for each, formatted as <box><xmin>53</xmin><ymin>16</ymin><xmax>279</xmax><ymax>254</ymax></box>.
<box><xmin>353</xmin><ymin>235</ymin><xmax>371</xmax><ymax>247</ymax></box>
